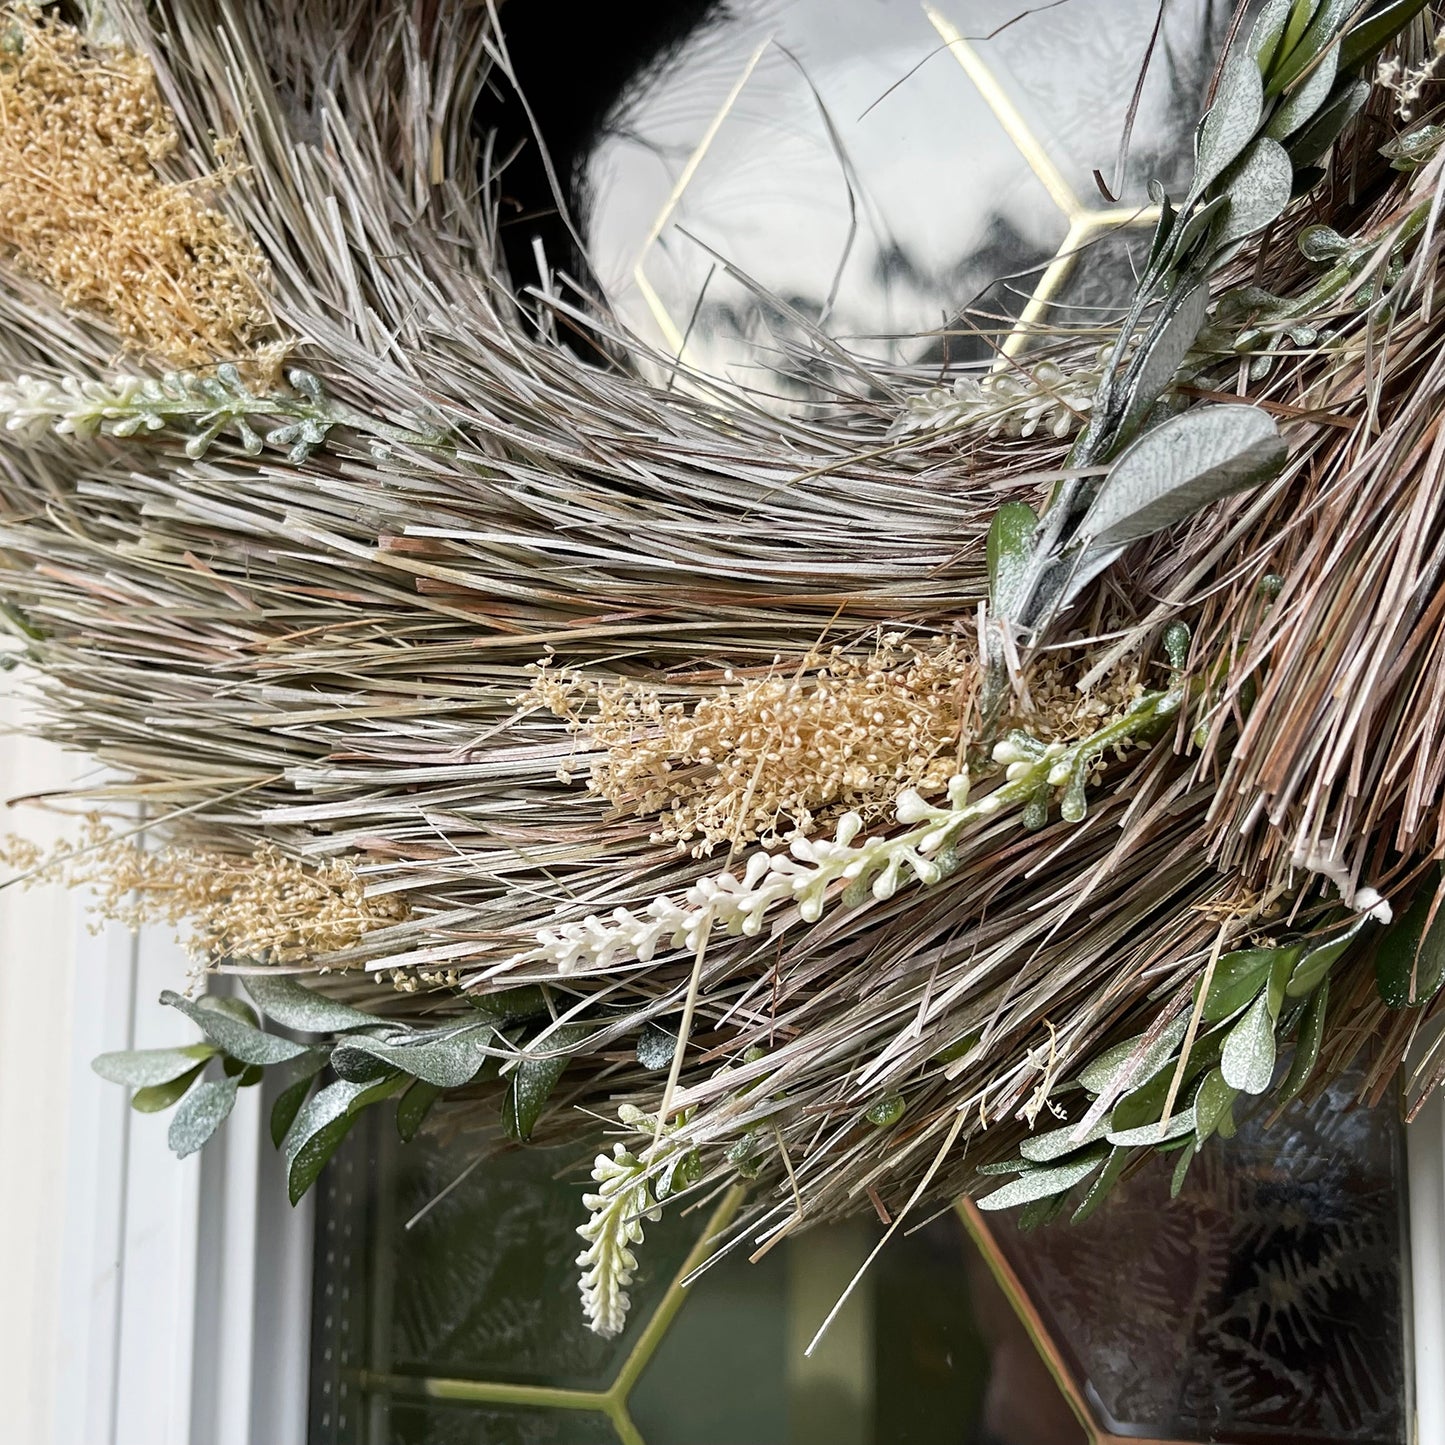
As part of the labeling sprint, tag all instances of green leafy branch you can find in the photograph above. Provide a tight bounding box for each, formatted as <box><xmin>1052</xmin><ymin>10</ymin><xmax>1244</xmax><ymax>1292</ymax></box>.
<box><xmin>0</xmin><ymin>363</ymin><xmax>447</xmax><ymax>463</ymax></box>
<box><xmin>983</xmin><ymin>0</ymin><xmax>1432</xmax><ymax>718</ymax></box>
<box><xmin>92</xmin><ymin>975</ymin><xmax>582</xmax><ymax>1203</ymax></box>
<box><xmin>976</xmin><ymin>917</ymin><xmax>1370</xmax><ymax>1224</ymax></box>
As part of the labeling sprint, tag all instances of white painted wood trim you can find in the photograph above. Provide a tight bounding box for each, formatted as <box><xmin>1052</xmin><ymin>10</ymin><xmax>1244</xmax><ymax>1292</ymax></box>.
<box><xmin>1408</xmin><ymin>1088</ymin><xmax>1445</xmax><ymax>1445</ymax></box>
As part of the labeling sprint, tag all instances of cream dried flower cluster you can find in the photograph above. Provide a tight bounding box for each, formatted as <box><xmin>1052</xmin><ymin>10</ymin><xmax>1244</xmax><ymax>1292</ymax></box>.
<box><xmin>0</xmin><ymin>4</ymin><xmax>269</xmax><ymax>365</ymax></box>
<box><xmin>0</xmin><ymin>819</ymin><xmax>405</xmax><ymax>964</ymax></box>
<box><xmin>536</xmin><ymin>679</ymin><xmax>1183</xmax><ymax>973</ymax></box>
<box><xmin>893</xmin><ymin>357</ymin><xmax>1104</xmax><ymax>441</ymax></box>
<box><xmin>527</xmin><ymin>638</ymin><xmax>978</xmax><ymax>852</ymax></box>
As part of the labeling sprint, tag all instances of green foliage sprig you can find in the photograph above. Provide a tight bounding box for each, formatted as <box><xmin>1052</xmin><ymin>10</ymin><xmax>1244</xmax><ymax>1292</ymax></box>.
<box><xmin>92</xmin><ymin>975</ymin><xmax>577</xmax><ymax>1202</ymax></box>
<box><xmin>983</xmin><ymin>0</ymin><xmax>1432</xmax><ymax>717</ymax></box>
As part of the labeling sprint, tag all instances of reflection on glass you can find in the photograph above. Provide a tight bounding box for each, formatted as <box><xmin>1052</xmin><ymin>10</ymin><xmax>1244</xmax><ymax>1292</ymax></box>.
<box><xmin>571</xmin><ymin>0</ymin><xmax>1234</xmax><ymax>395</ymax></box>
<box><xmin>974</xmin><ymin>1078</ymin><xmax>1410</xmax><ymax>1445</ymax></box>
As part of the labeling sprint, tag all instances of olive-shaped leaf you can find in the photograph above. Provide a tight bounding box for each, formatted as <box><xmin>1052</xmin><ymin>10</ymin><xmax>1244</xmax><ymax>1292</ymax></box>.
<box><xmin>1286</xmin><ymin>919</ymin><xmax>1366</xmax><ymax>996</ymax></box>
<box><xmin>1221</xmin><ymin>990</ymin><xmax>1278</xmax><ymax>1094</ymax></box>
<box><xmin>331</xmin><ymin>1020</ymin><xmax>495</xmax><ymax>1088</ymax></box>
<box><xmin>396</xmin><ymin>1079</ymin><xmax>443</xmax><ymax>1143</ymax></box>
<box><xmin>92</xmin><ymin>1042</ymin><xmax>217</xmax><ymax>1087</ymax></box>
<box><xmin>1194</xmin><ymin>1067</ymin><xmax>1237</xmax><ymax>1147</ymax></box>
<box><xmin>1193</xmin><ymin>52</ymin><xmax>1266</xmax><ymax>197</ymax></box>
<box><xmin>1278</xmin><ymin>979</ymin><xmax>1330</xmax><ymax>1107</ymax></box>
<box><xmin>282</xmin><ymin>1078</ymin><xmax>374</xmax><ymax>1205</ymax></box>
<box><xmin>1213</xmin><ymin>139</ymin><xmax>1294</xmax><ymax>248</ymax></box>
<box><xmin>1080</xmin><ymin>405</ymin><xmax>1286</xmax><ymax>553</ymax></box>
<box><xmin>986</xmin><ymin>501</ymin><xmax>1039</xmax><ymax>618</ymax></box>
<box><xmin>1339</xmin><ymin>0</ymin><xmax>1434</xmax><ymax>74</ymax></box>
<box><xmin>1114</xmin><ymin>280</ymin><xmax>1210</xmax><ymax>444</ymax></box>
<box><xmin>976</xmin><ymin>1146</ymin><xmax>1108</xmax><ymax>1211</ymax></box>
<box><xmin>269</xmin><ymin>1056</ymin><xmax>327</xmax><ymax>1148</ymax></box>
<box><xmin>1196</xmin><ymin>946</ymin><xmax>1276</xmax><ymax>1022</ymax></box>
<box><xmin>1267</xmin><ymin>0</ymin><xmax>1350</xmax><ymax>94</ymax></box>
<box><xmin>1071</xmin><ymin>1146</ymin><xmax>1130</xmax><ymax>1224</ymax></box>
<box><xmin>1265</xmin><ymin>38</ymin><xmax>1339</xmax><ymax>139</ymax></box>
<box><xmin>132</xmin><ymin>1063</ymin><xmax>207</xmax><ymax>1114</ymax></box>
<box><xmin>1376</xmin><ymin>877</ymin><xmax>1445</xmax><ymax>1008</ymax></box>
<box><xmin>468</xmin><ymin>985</ymin><xmax>551</xmax><ymax>1024</ymax></box>
<box><xmin>243</xmin><ymin>973</ymin><xmax>379</xmax><ymax>1033</ymax></box>
<box><xmin>1170</xmin><ymin>1139</ymin><xmax>1198</xmax><ymax>1198</ymax></box>
<box><xmin>1105</xmin><ymin>1106</ymin><xmax>1196</xmax><ymax>1148</ymax></box>
<box><xmin>501</xmin><ymin>1022</ymin><xmax>594</xmax><ymax>1142</ymax></box>
<box><xmin>1078</xmin><ymin>1014</ymin><xmax>1190</xmax><ymax>1096</ymax></box>
<box><xmin>1020</xmin><ymin>1114</ymin><xmax>1112</xmax><ymax>1163</ymax></box>
<box><xmin>1287</xmin><ymin>78</ymin><xmax>1369</xmax><ymax>170</ymax></box>
<box><xmin>161</xmin><ymin>989</ymin><xmax>310</xmax><ymax>1066</ymax></box>
<box><xmin>168</xmin><ymin>1075</ymin><xmax>240</xmax><ymax>1159</ymax></box>
<box><xmin>1249</xmin><ymin>0</ymin><xmax>1294</xmax><ymax>74</ymax></box>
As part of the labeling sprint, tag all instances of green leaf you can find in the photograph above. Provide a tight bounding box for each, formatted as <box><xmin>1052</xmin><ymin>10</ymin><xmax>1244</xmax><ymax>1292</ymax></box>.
<box><xmin>396</xmin><ymin>1079</ymin><xmax>443</xmax><ymax>1142</ymax></box>
<box><xmin>1070</xmin><ymin>1146</ymin><xmax>1130</xmax><ymax>1223</ymax></box>
<box><xmin>1081</xmin><ymin>405</ymin><xmax>1286</xmax><ymax>553</ymax></box>
<box><xmin>168</xmin><ymin>1076</ymin><xmax>240</xmax><ymax>1158</ymax></box>
<box><xmin>282</xmin><ymin>1078</ymin><xmax>372</xmax><ymax>1205</ymax></box>
<box><xmin>222</xmin><ymin>1056</ymin><xmax>264</xmax><ymax>1087</ymax></box>
<box><xmin>270</xmin><ymin>1060</ymin><xmax>325</xmax><ymax>1148</ymax></box>
<box><xmin>468</xmin><ymin>985</ymin><xmax>551</xmax><ymax>1024</ymax></box>
<box><xmin>1266</xmin><ymin>945</ymin><xmax>1299</xmax><ymax>1018</ymax></box>
<box><xmin>1287</xmin><ymin>919</ymin><xmax>1367</xmax><ymax>996</ymax></box>
<box><xmin>1376</xmin><ymin>878</ymin><xmax>1445</xmax><ymax>1007</ymax></box>
<box><xmin>1249</xmin><ymin>0</ymin><xmax>1296</xmax><ymax>75</ymax></box>
<box><xmin>1193</xmin><ymin>51</ymin><xmax>1266</xmax><ymax>197</ymax></box>
<box><xmin>1265</xmin><ymin>38</ymin><xmax>1339</xmax><ymax>139</ymax></box>
<box><xmin>637</xmin><ymin>1022</ymin><xmax>679</xmax><ymax>1072</ymax></box>
<box><xmin>1213</xmin><ymin>139</ymin><xmax>1294</xmax><ymax>248</ymax></box>
<box><xmin>160</xmin><ymin>989</ymin><xmax>310</xmax><ymax>1066</ymax></box>
<box><xmin>1170</xmin><ymin>1139</ymin><xmax>1198</xmax><ymax>1198</ymax></box>
<box><xmin>1196</xmin><ymin>946</ymin><xmax>1276</xmax><ymax>1022</ymax></box>
<box><xmin>501</xmin><ymin>1022</ymin><xmax>593</xmax><ymax>1141</ymax></box>
<box><xmin>976</xmin><ymin>1146</ymin><xmax>1108</xmax><ymax>1211</ymax></box>
<box><xmin>92</xmin><ymin>1042</ymin><xmax>217</xmax><ymax>1087</ymax></box>
<box><xmin>866</xmin><ymin>1094</ymin><xmax>906</xmax><ymax>1128</ymax></box>
<box><xmin>243</xmin><ymin>974</ymin><xmax>378</xmax><ymax>1033</ymax></box>
<box><xmin>200</xmin><ymin>996</ymin><xmax>262</xmax><ymax>1029</ymax></box>
<box><xmin>1278</xmin><ymin>979</ymin><xmax>1329</xmax><ymax>1107</ymax></box>
<box><xmin>1020</xmin><ymin>1114</ymin><xmax>1112</xmax><ymax>1162</ymax></box>
<box><xmin>975</xmin><ymin>1158</ymin><xmax>1036</xmax><ymax>1177</ymax></box>
<box><xmin>1167</xmin><ymin>194</ymin><xmax>1229</xmax><ymax>270</ymax></box>
<box><xmin>1106</xmin><ymin>1106</ymin><xmax>1196</xmax><ymax>1148</ymax></box>
<box><xmin>1269</xmin><ymin>0</ymin><xmax>1350</xmax><ymax>90</ymax></box>
<box><xmin>1221</xmin><ymin>990</ymin><xmax>1278</xmax><ymax>1094</ymax></box>
<box><xmin>1340</xmin><ymin>0</ymin><xmax>1434</xmax><ymax>73</ymax></box>
<box><xmin>1287</xmin><ymin>78</ymin><xmax>1369</xmax><ymax>170</ymax></box>
<box><xmin>986</xmin><ymin>501</ymin><xmax>1039</xmax><ymax>618</ymax></box>
<box><xmin>1114</xmin><ymin>280</ymin><xmax>1210</xmax><ymax>443</ymax></box>
<box><xmin>1193</xmin><ymin>1067</ymin><xmax>1237</xmax><ymax>1147</ymax></box>
<box><xmin>1078</xmin><ymin>1013</ymin><xmax>1189</xmax><ymax>1096</ymax></box>
<box><xmin>132</xmin><ymin>1062</ymin><xmax>207</xmax><ymax>1113</ymax></box>
<box><xmin>331</xmin><ymin>1020</ymin><xmax>495</xmax><ymax>1088</ymax></box>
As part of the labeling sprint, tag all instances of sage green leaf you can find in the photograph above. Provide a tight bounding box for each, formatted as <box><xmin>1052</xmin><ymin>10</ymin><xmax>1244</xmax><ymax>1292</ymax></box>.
<box><xmin>1268</xmin><ymin>0</ymin><xmax>1350</xmax><ymax>93</ymax></box>
<box><xmin>1221</xmin><ymin>990</ymin><xmax>1278</xmax><ymax>1094</ymax></box>
<box><xmin>1376</xmin><ymin>877</ymin><xmax>1445</xmax><ymax>1007</ymax></box>
<box><xmin>976</xmin><ymin>1158</ymin><xmax>1036</xmax><ymax>1177</ymax></box>
<box><xmin>1081</xmin><ymin>405</ymin><xmax>1286</xmax><ymax>552</ymax></box>
<box><xmin>1170</xmin><ymin>1139</ymin><xmax>1198</xmax><ymax>1198</ymax></box>
<box><xmin>1071</xmin><ymin>1146</ymin><xmax>1130</xmax><ymax>1223</ymax></box>
<box><xmin>282</xmin><ymin>1078</ymin><xmax>372</xmax><ymax>1205</ymax></box>
<box><xmin>243</xmin><ymin>973</ymin><xmax>378</xmax><ymax>1033</ymax></box>
<box><xmin>1168</xmin><ymin>194</ymin><xmax>1229</xmax><ymax>270</ymax></box>
<box><xmin>1193</xmin><ymin>52</ymin><xmax>1265</xmax><ymax>196</ymax></box>
<box><xmin>221</xmin><ymin>1057</ymin><xmax>264</xmax><ymax>1087</ymax></box>
<box><xmin>976</xmin><ymin>1146</ymin><xmax>1108</xmax><ymax>1211</ymax></box>
<box><xmin>1265</xmin><ymin>946</ymin><xmax>1299</xmax><ymax>1018</ymax></box>
<box><xmin>346</xmin><ymin>1073</ymin><xmax>407</xmax><ymax>1115</ymax></box>
<box><xmin>1278</xmin><ymin>979</ymin><xmax>1329</xmax><ymax>1106</ymax></box>
<box><xmin>1115</xmin><ymin>280</ymin><xmax>1210</xmax><ymax>443</ymax></box>
<box><xmin>1017</xmin><ymin>1192</ymin><xmax>1072</xmax><ymax>1231</ymax></box>
<box><xmin>501</xmin><ymin>1022</ymin><xmax>593</xmax><ymax>1141</ymax></box>
<box><xmin>1340</xmin><ymin>0</ymin><xmax>1434</xmax><ymax>73</ymax></box>
<box><xmin>1265</xmin><ymin>39</ymin><xmax>1339</xmax><ymax>138</ymax></box>
<box><xmin>1194</xmin><ymin>1067</ymin><xmax>1237</xmax><ymax>1146</ymax></box>
<box><xmin>1196</xmin><ymin>946</ymin><xmax>1275</xmax><ymax>1021</ymax></box>
<box><xmin>1079</xmin><ymin>1013</ymin><xmax>1189</xmax><ymax>1096</ymax></box>
<box><xmin>168</xmin><ymin>1075</ymin><xmax>240</xmax><ymax>1158</ymax></box>
<box><xmin>93</xmin><ymin>1042</ymin><xmax>217</xmax><ymax>1087</ymax></box>
<box><xmin>1143</xmin><ymin>181</ymin><xmax>1177</xmax><ymax>276</ymax></box>
<box><xmin>160</xmin><ymin>989</ymin><xmax>310</xmax><ymax>1066</ymax></box>
<box><xmin>1275</xmin><ymin>0</ymin><xmax>1324</xmax><ymax>77</ymax></box>
<box><xmin>200</xmin><ymin>996</ymin><xmax>262</xmax><ymax>1029</ymax></box>
<box><xmin>1106</xmin><ymin>1106</ymin><xmax>1196</xmax><ymax>1148</ymax></box>
<box><xmin>396</xmin><ymin>1079</ymin><xmax>443</xmax><ymax>1142</ymax></box>
<box><xmin>637</xmin><ymin>1022</ymin><xmax>678</xmax><ymax>1071</ymax></box>
<box><xmin>1287</xmin><ymin>920</ymin><xmax>1366</xmax><ymax>996</ymax></box>
<box><xmin>270</xmin><ymin>1058</ymin><xmax>325</xmax><ymax>1148</ymax></box>
<box><xmin>866</xmin><ymin>1094</ymin><xmax>906</xmax><ymax>1128</ymax></box>
<box><xmin>132</xmin><ymin>1063</ymin><xmax>206</xmax><ymax>1113</ymax></box>
<box><xmin>1020</xmin><ymin>1114</ymin><xmax>1111</xmax><ymax>1163</ymax></box>
<box><xmin>1287</xmin><ymin>78</ymin><xmax>1369</xmax><ymax>169</ymax></box>
<box><xmin>468</xmin><ymin>985</ymin><xmax>550</xmax><ymax>1024</ymax></box>
<box><xmin>1213</xmin><ymin>139</ymin><xmax>1294</xmax><ymax>248</ymax></box>
<box><xmin>986</xmin><ymin>501</ymin><xmax>1039</xmax><ymax>618</ymax></box>
<box><xmin>1217</xmin><ymin>1098</ymin><xmax>1238</xmax><ymax>1138</ymax></box>
<box><xmin>1249</xmin><ymin>0</ymin><xmax>1295</xmax><ymax>74</ymax></box>
<box><xmin>331</xmin><ymin>1020</ymin><xmax>495</xmax><ymax>1088</ymax></box>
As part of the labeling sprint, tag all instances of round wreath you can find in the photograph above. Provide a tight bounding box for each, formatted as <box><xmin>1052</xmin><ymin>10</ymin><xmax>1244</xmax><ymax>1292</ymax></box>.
<box><xmin>1</xmin><ymin>0</ymin><xmax>1443</xmax><ymax>1339</ymax></box>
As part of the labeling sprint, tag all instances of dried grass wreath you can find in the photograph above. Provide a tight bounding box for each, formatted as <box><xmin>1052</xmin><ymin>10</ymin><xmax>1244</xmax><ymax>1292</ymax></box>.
<box><xmin>1</xmin><ymin>0</ymin><xmax>1443</xmax><ymax>1338</ymax></box>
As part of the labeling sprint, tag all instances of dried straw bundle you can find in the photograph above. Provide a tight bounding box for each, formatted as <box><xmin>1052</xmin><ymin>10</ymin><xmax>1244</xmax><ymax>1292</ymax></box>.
<box><xmin>2</xmin><ymin>0</ymin><xmax>1444</xmax><ymax>1333</ymax></box>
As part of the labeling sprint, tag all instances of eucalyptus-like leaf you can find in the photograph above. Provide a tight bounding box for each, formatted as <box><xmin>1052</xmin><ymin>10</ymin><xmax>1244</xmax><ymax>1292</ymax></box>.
<box><xmin>1213</xmin><ymin>139</ymin><xmax>1294</xmax><ymax>249</ymax></box>
<box><xmin>1339</xmin><ymin>0</ymin><xmax>1435</xmax><ymax>74</ymax></box>
<box><xmin>636</xmin><ymin>1021</ymin><xmax>679</xmax><ymax>1072</ymax></box>
<box><xmin>282</xmin><ymin>1078</ymin><xmax>373</xmax><ymax>1205</ymax></box>
<box><xmin>132</xmin><ymin>1063</ymin><xmax>207</xmax><ymax>1113</ymax></box>
<box><xmin>92</xmin><ymin>1042</ymin><xmax>217</xmax><ymax>1087</ymax></box>
<box><xmin>986</xmin><ymin>501</ymin><xmax>1039</xmax><ymax>619</ymax></box>
<box><xmin>1070</xmin><ymin>1146</ymin><xmax>1130</xmax><ymax>1223</ymax></box>
<box><xmin>269</xmin><ymin>1061</ymin><xmax>324</xmax><ymax>1148</ymax></box>
<box><xmin>396</xmin><ymin>1079</ymin><xmax>443</xmax><ymax>1143</ymax></box>
<box><xmin>976</xmin><ymin>1146</ymin><xmax>1108</xmax><ymax>1211</ymax></box>
<box><xmin>1193</xmin><ymin>1066</ymin><xmax>1237</xmax><ymax>1147</ymax></box>
<box><xmin>1192</xmin><ymin>52</ymin><xmax>1266</xmax><ymax>197</ymax></box>
<box><xmin>1287</xmin><ymin>78</ymin><xmax>1369</xmax><ymax>170</ymax></box>
<box><xmin>1376</xmin><ymin>876</ymin><xmax>1445</xmax><ymax>1008</ymax></box>
<box><xmin>1249</xmin><ymin>0</ymin><xmax>1294</xmax><ymax>74</ymax></box>
<box><xmin>1268</xmin><ymin>0</ymin><xmax>1350</xmax><ymax>94</ymax></box>
<box><xmin>331</xmin><ymin>1020</ymin><xmax>495</xmax><ymax>1088</ymax></box>
<box><xmin>1278</xmin><ymin>979</ymin><xmax>1329</xmax><ymax>1107</ymax></box>
<box><xmin>1105</xmin><ymin>1106</ymin><xmax>1196</xmax><ymax>1148</ymax></box>
<box><xmin>1170</xmin><ymin>1139</ymin><xmax>1198</xmax><ymax>1198</ymax></box>
<box><xmin>160</xmin><ymin>989</ymin><xmax>310</xmax><ymax>1066</ymax></box>
<box><xmin>501</xmin><ymin>1022</ymin><xmax>594</xmax><ymax>1141</ymax></box>
<box><xmin>1221</xmin><ymin>990</ymin><xmax>1278</xmax><ymax>1094</ymax></box>
<box><xmin>1080</xmin><ymin>405</ymin><xmax>1286</xmax><ymax>552</ymax></box>
<box><xmin>200</xmin><ymin>996</ymin><xmax>262</xmax><ymax>1029</ymax></box>
<box><xmin>1078</xmin><ymin>1014</ymin><xmax>1189</xmax><ymax>1097</ymax></box>
<box><xmin>1020</xmin><ymin>1114</ymin><xmax>1112</xmax><ymax>1163</ymax></box>
<box><xmin>243</xmin><ymin>973</ymin><xmax>379</xmax><ymax>1033</ymax></box>
<box><xmin>1114</xmin><ymin>280</ymin><xmax>1209</xmax><ymax>444</ymax></box>
<box><xmin>168</xmin><ymin>1075</ymin><xmax>240</xmax><ymax>1158</ymax></box>
<box><xmin>1197</xmin><ymin>945</ymin><xmax>1276</xmax><ymax>1021</ymax></box>
<box><xmin>1286</xmin><ymin>920</ymin><xmax>1366</xmax><ymax>996</ymax></box>
<box><xmin>1168</xmin><ymin>195</ymin><xmax>1229</xmax><ymax>271</ymax></box>
<box><xmin>1265</xmin><ymin>38</ymin><xmax>1339</xmax><ymax>139</ymax></box>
